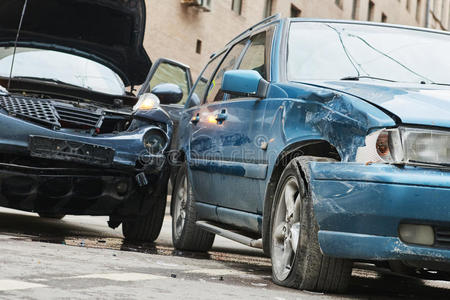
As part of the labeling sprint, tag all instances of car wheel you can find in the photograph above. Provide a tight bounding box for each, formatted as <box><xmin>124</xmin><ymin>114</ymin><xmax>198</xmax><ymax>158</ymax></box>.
<box><xmin>270</xmin><ymin>156</ymin><xmax>352</xmax><ymax>293</ymax></box>
<box><xmin>122</xmin><ymin>193</ymin><xmax>166</xmax><ymax>243</ymax></box>
<box><xmin>38</xmin><ymin>213</ymin><xmax>65</xmax><ymax>220</ymax></box>
<box><xmin>172</xmin><ymin>164</ymin><xmax>215</xmax><ymax>252</ymax></box>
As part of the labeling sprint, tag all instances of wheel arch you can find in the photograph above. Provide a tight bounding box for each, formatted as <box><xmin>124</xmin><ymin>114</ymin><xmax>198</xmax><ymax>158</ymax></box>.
<box><xmin>261</xmin><ymin>139</ymin><xmax>340</xmax><ymax>255</ymax></box>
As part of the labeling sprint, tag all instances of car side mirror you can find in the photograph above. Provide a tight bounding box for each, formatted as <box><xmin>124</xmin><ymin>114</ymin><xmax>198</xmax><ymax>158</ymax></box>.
<box><xmin>221</xmin><ymin>70</ymin><xmax>269</xmax><ymax>99</ymax></box>
<box><xmin>151</xmin><ymin>83</ymin><xmax>183</xmax><ymax>104</ymax></box>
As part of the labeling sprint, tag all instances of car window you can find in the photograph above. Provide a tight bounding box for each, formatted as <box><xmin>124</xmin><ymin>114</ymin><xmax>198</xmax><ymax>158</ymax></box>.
<box><xmin>147</xmin><ymin>62</ymin><xmax>190</xmax><ymax>105</ymax></box>
<box><xmin>288</xmin><ymin>22</ymin><xmax>450</xmax><ymax>84</ymax></box>
<box><xmin>205</xmin><ymin>41</ymin><xmax>247</xmax><ymax>104</ymax></box>
<box><xmin>238</xmin><ymin>32</ymin><xmax>267</xmax><ymax>79</ymax></box>
<box><xmin>188</xmin><ymin>52</ymin><xmax>225</xmax><ymax>107</ymax></box>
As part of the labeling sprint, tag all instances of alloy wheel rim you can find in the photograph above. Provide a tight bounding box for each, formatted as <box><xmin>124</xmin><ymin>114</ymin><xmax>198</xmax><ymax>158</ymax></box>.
<box><xmin>174</xmin><ymin>174</ymin><xmax>188</xmax><ymax>239</ymax></box>
<box><xmin>272</xmin><ymin>176</ymin><xmax>302</xmax><ymax>281</ymax></box>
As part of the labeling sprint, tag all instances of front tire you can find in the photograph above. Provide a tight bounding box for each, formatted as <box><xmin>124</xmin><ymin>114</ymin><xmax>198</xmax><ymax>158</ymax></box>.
<box><xmin>270</xmin><ymin>156</ymin><xmax>352</xmax><ymax>293</ymax></box>
<box><xmin>122</xmin><ymin>193</ymin><xmax>166</xmax><ymax>243</ymax></box>
<box><xmin>171</xmin><ymin>164</ymin><xmax>215</xmax><ymax>252</ymax></box>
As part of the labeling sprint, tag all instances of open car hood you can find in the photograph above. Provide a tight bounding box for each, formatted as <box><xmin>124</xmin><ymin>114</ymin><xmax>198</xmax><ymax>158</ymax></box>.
<box><xmin>0</xmin><ymin>0</ymin><xmax>151</xmax><ymax>86</ymax></box>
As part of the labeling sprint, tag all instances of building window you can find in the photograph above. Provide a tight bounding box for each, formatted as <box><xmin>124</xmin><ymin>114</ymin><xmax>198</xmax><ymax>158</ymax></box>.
<box><xmin>290</xmin><ymin>4</ymin><xmax>301</xmax><ymax>17</ymax></box>
<box><xmin>196</xmin><ymin>39</ymin><xmax>202</xmax><ymax>54</ymax></box>
<box><xmin>407</xmin><ymin>0</ymin><xmax>411</xmax><ymax>11</ymax></box>
<box><xmin>351</xmin><ymin>0</ymin><xmax>360</xmax><ymax>20</ymax></box>
<box><xmin>335</xmin><ymin>0</ymin><xmax>343</xmax><ymax>9</ymax></box>
<box><xmin>368</xmin><ymin>0</ymin><xmax>375</xmax><ymax>21</ymax></box>
<box><xmin>264</xmin><ymin>0</ymin><xmax>272</xmax><ymax>18</ymax></box>
<box><xmin>416</xmin><ymin>0</ymin><xmax>422</xmax><ymax>22</ymax></box>
<box><xmin>232</xmin><ymin>0</ymin><xmax>242</xmax><ymax>15</ymax></box>
<box><xmin>381</xmin><ymin>13</ymin><xmax>387</xmax><ymax>23</ymax></box>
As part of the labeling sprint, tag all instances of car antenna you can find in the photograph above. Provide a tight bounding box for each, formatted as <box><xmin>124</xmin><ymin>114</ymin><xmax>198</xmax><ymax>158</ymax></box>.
<box><xmin>7</xmin><ymin>0</ymin><xmax>29</xmax><ymax>90</ymax></box>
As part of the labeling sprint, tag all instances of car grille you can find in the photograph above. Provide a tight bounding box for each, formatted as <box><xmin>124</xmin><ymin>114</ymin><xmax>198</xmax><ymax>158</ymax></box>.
<box><xmin>54</xmin><ymin>104</ymin><xmax>103</xmax><ymax>128</ymax></box>
<box><xmin>0</xmin><ymin>95</ymin><xmax>102</xmax><ymax>129</ymax></box>
<box><xmin>435</xmin><ymin>227</ymin><xmax>450</xmax><ymax>249</ymax></box>
<box><xmin>0</xmin><ymin>95</ymin><xmax>59</xmax><ymax>127</ymax></box>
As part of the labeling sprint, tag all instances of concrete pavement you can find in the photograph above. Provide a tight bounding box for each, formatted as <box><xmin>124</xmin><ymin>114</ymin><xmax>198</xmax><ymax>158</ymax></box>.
<box><xmin>0</xmin><ymin>207</ymin><xmax>449</xmax><ymax>299</ymax></box>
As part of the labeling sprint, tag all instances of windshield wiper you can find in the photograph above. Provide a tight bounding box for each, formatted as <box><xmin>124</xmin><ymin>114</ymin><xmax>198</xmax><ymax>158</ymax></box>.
<box><xmin>340</xmin><ymin>75</ymin><xmax>396</xmax><ymax>82</ymax></box>
<box><xmin>430</xmin><ymin>82</ymin><xmax>450</xmax><ymax>87</ymax></box>
<box><xmin>12</xmin><ymin>76</ymin><xmax>87</xmax><ymax>89</ymax></box>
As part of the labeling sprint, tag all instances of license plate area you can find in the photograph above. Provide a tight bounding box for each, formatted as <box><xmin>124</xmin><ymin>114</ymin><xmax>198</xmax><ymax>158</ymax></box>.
<box><xmin>29</xmin><ymin>135</ymin><xmax>115</xmax><ymax>167</ymax></box>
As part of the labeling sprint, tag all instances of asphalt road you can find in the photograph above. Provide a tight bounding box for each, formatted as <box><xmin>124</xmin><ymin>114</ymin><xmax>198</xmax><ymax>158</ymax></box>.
<box><xmin>0</xmin><ymin>205</ymin><xmax>449</xmax><ymax>299</ymax></box>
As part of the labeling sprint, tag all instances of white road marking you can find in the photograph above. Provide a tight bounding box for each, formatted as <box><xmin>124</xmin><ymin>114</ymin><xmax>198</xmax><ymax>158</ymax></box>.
<box><xmin>73</xmin><ymin>273</ymin><xmax>165</xmax><ymax>282</ymax></box>
<box><xmin>184</xmin><ymin>269</ymin><xmax>258</xmax><ymax>278</ymax></box>
<box><xmin>0</xmin><ymin>280</ymin><xmax>47</xmax><ymax>291</ymax></box>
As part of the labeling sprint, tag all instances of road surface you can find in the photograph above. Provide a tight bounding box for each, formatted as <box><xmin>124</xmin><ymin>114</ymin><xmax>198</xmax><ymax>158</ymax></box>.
<box><xmin>0</xmin><ymin>206</ymin><xmax>449</xmax><ymax>299</ymax></box>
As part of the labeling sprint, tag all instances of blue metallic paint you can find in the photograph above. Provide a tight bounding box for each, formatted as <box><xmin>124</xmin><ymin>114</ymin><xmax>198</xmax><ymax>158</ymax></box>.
<box><xmin>318</xmin><ymin>232</ymin><xmax>450</xmax><ymax>261</ymax></box>
<box><xmin>309</xmin><ymin>162</ymin><xmax>450</xmax><ymax>237</ymax></box>
<box><xmin>222</xmin><ymin>70</ymin><xmax>263</xmax><ymax>96</ymax></box>
<box><xmin>298</xmin><ymin>80</ymin><xmax>450</xmax><ymax>128</ymax></box>
<box><xmin>0</xmin><ymin>107</ymin><xmax>171</xmax><ymax>170</ymax></box>
<box><xmin>176</xmin><ymin>18</ymin><xmax>450</xmax><ymax>263</ymax></box>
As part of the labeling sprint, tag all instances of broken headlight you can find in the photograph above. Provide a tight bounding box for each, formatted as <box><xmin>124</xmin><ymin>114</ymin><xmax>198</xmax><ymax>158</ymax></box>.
<box><xmin>143</xmin><ymin>128</ymin><xmax>168</xmax><ymax>155</ymax></box>
<box><xmin>133</xmin><ymin>93</ymin><xmax>160</xmax><ymax>111</ymax></box>
<box><xmin>356</xmin><ymin>127</ymin><xmax>450</xmax><ymax>166</ymax></box>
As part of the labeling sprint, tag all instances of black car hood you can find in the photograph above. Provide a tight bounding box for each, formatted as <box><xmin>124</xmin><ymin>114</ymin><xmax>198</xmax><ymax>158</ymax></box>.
<box><xmin>0</xmin><ymin>0</ymin><xmax>151</xmax><ymax>86</ymax></box>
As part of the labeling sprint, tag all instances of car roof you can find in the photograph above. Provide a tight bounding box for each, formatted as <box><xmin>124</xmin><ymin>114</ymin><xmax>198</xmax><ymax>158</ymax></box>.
<box><xmin>209</xmin><ymin>15</ymin><xmax>450</xmax><ymax>59</ymax></box>
<box><xmin>288</xmin><ymin>17</ymin><xmax>450</xmax><ymax>36</ymax></box>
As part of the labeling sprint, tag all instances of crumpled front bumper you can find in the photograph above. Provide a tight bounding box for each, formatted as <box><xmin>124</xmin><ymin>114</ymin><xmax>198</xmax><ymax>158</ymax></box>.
<box><xmin>309</xmin><ymin>162</ymin><xmax>450</xmax><ymax>262</ymax></box>
<box><xmin>0</xmin><ymin>113</ymin><xmax>170</xmax><ymax>217</ymax></box>
<box><xmin>0</xmin><ymin>112</ymin><xmax>166</xmax><ymax>171</ymax></box>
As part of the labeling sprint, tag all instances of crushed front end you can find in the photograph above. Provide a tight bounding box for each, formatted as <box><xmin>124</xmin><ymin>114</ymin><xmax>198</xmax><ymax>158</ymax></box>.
<box><xmin>0</xmin><ymin>89</ymin><xmax>172</xmax><ymax>227</ymax></box>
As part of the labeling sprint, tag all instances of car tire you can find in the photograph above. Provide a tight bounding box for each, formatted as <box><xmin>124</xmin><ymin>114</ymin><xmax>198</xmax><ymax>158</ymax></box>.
<box><xmin>122</xmin><ymin>193</ymin><xmax>166</xmax><ymax>243</ymax></box>
<box><xmin>38</xmin><ymin>213</ymin><xmax>65</xmax><ymax>220</ymax></box>
<box><xmin>171</xmin><ymin>164</ymin><xmax>215</xmax><ymax>252</ymax></box>
<box><xmin>270</xmin><ymin>156</ymin><xmax>352</xmax><ymax>293</ymax></box>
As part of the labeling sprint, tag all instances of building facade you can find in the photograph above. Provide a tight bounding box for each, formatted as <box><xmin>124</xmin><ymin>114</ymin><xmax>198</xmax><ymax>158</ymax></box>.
<box><xmin>144</xmin><ymin>0</ymin><xmax>449</xmax><ymax>78</ymax></box>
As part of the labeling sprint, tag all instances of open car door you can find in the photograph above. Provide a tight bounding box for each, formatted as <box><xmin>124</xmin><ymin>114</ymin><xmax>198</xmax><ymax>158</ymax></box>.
<box><xmin>138</xmin><ymin>58</ymin><xmax>193</xmax><ymax>143</ymax></box>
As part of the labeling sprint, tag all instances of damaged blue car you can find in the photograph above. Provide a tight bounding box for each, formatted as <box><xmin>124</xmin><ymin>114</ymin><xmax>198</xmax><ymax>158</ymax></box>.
<box><xmin>170</xmin><ymin>15</ymin><xmax>450</xmax><ymax>292</ymax></box>
<box><xmin>0</xmin><ymin>0</ymin><xmax>192</xmax><ymax>242</ymax></box>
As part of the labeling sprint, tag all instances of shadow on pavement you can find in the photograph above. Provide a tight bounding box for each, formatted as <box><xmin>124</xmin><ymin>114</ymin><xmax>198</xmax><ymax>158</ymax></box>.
<box><xmin>0</xmin><ymin>209</ymin><xmax>449</xmax><ymax>298</ymax></box>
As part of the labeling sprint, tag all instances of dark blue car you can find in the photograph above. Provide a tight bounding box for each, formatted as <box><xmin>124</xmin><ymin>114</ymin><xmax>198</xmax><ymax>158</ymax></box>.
<box><xmin>0</xmin><ymin>0</ymin><xmax>193</xmax><ymax>242</ymax></box>
<box><xmin>170</xmin><ymin>15</ymin><xmax>450</xmax><ymax>292</ymax></box>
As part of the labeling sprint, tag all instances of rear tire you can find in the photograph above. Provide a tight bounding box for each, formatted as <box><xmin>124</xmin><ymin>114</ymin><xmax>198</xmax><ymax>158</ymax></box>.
<box><xmin>171</xmin><ymin>164</ymin><xmax>215</xmax><ymax>252</ymax></box>
<box><xmin>270</xmin><ymin>156</ymin><xmax>352</xmax><ymax>293</ymax></box>
<box><xmin>122</xmin><ymin>193</ymin><xmax>166</xmax><ymax>243</ymax></box>
<box><xmin>38</xmin><ymin>213</ymin><xmax>65</xmax><ymax>220</ymax></box>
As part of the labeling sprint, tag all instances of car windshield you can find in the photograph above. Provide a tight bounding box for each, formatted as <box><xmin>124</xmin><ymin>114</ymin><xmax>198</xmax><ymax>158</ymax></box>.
<box><xmin>287</xmin><ymin>22</ymin><xmax>450</xmax><ymax>85</ymax></box>
<box><xmin>0</xmin><ymin>47</ymin><xmax>125</xmax><ymax>95</ymax></box>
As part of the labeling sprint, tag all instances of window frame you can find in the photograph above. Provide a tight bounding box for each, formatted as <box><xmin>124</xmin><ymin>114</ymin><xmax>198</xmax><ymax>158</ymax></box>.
<box><xmin>206</xmin><ymin>25</ymin><xmax>277</xmax><ymax>104</ymax></box>
<box><xmin>201</xmin><ymin>40</ymin><xmax>250</xmax><ymax>105</ymax></box>
<box><xmin>184</xmin><ymin>49</ymin><xmax>227</xmax><ymax>108</ymax></box>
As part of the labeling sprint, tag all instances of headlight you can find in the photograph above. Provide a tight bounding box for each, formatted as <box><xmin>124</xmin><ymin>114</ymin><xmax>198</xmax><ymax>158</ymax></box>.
<box><xmin>133</xmin><ymin>93</ymin><xmax>160</xmax><ymax>111</ymax></box>
<box><xmin>143</xmin><ymin>128</ymin><xmax>168</xmax><ymax>154</ymax></box>
<box><xmin>356</xmin><ymin>127</ymin><xmax>450</xmax><ymax>166</ymax></box>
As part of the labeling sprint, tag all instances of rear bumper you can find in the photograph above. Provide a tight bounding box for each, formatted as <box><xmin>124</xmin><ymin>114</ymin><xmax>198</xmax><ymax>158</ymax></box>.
<box><xmin>309</xmin><ymin>162</ymin><xmax>450</xmax><ymax>262</ymax></box>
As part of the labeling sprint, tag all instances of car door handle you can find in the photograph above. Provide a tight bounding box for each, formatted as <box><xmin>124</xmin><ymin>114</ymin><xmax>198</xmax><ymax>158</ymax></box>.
<box><xmin>215</xmin><ymin>110</ymin><xmax>227</xmax><ymax>123</ymax></box>
<box><xmin>191</xmin><ymin>113</ymin><xmax>200</xmax><ymax>125</ymax></box>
